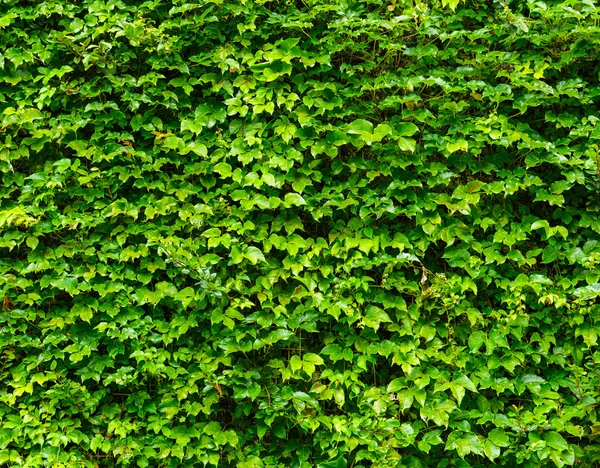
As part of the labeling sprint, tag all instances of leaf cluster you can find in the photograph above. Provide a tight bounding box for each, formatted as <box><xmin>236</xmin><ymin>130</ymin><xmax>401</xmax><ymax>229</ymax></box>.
<box><xmin>2</xmin><ymin>0</ymin><xmax>600</xmax><ymax>466</ymax></box>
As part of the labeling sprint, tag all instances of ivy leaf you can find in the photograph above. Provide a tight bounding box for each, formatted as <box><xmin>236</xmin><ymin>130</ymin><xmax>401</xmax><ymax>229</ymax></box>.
<box><xmin>244</xmin><ymin>247</ymin><xmax>266</xmax><ymax>264</ymax></box>
<box><xmin>26</xmin><ymin>236</ymin><xmax>39</xmax><ymax>250</ymax></box>
<box><xmin>542</xmin><ymin>246</ymin><xmax>559</xmax><ymax>264</ymax></box>
<box><xmin>396</xmin><ymin>122</ymin><xmax>419</xmax><ymax>137</ymax></box>
<box><xmin>488</xmin><ymin>428</ymin><xmax>510</xmax><ymax>447</ymax></box>
<box><xmin>326</xmin><ymin>130</ymin><xmax>349</xmax><ymax>146</ymax></box>
<box><xmin>484</xmin><ymin>440</ymin><xmax>501</xmax><ymax>461</ymax></box>
<box><xmin>202</xmin><ymin>227</ymin><xmax>221</xmax><ymax>238</ymax></box>
<box><xmin>347</xmin><ymin>119</ymin><xmax>374</xmax><ymax>138</ymax></box>
<box><xmin>546</xmin><ymin>432</ymin><xmax>569</xmax><ymax>452</ymax></box>
<box><xmin>468</xmin><ymin>331</ymin><xmax>487</xmax><ymax>352</ymax></box>
<box><xmin>453</xmin><ymin>374</ymin><xmax>477</xmax><ymax>393</ymax></box>
<box><xmin>446</xmin><ymin>139</ymin><xmax>469</xmax><ymax>153</ymax></box>
<box><xmin>214</xmin><ymin>162</ymin><xmax>232</xmax><ymax>178</ymax></box>
<box><xmin>303</xmin><ymin>353</ymin><xmax>324</xmax><ymax>365</ymax></box>
<box><xmin>284</xmin><ymin>193</ymin><xmax>307</xmax><ymax>206</ymax></box>
<box><xmin>387</xmin><ymin>378</ymin><xmax>406</xmax><ymax>393</ymax></box>
<box><xmin>290</xmin><ymin>355</ymin><xmax>303</xmax><ymax>372</ymax></box>
<box><xmin>363</xmin><ymin>305</ymin><xmax>392</xmax><ymax>331</ymax></box>
<box><xmin>272</xmin><ymin>424</ymin><xmax>287</xmax><ymax>439</ymax></box>
<box><xmin>371</xmin><ymin>123</ymin><xmax>392</xmax><ymax>142</ymax></box>
<box><xmin>318</xmin><ymin>456</ymin><xmax>347</xmax><ymax>468</ymax></box>
<box><xmin>398</xmin><ymin>137</ymin><xmax>416</xmax><ymax>152</ymax></box>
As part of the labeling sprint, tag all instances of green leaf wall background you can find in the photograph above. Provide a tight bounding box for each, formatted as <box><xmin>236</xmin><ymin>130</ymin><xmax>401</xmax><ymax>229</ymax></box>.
<box><xmin>1</xmin><ymin>0</ymin><xmax>600</xmax><ymax>466</ymax></box>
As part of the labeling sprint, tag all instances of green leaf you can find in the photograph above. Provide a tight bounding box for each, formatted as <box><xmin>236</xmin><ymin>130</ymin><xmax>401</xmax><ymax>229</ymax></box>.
<box><xmin>214</xmin><ymin>162</ymin><xmax>232</xmax><ymax>178</ymax></box>
<box><xmin>531</xmin><ymin>220</ymin><xmax>550</xmax><ymax>235</ymax></box>
<box><xmin>419</xmin><ymin>325</ymin><xmax>436</xmax><ymax>341</ymax></box>
<box><xmin>453</xmin><ymin>374</ymin><xmax>477</xmax><ymax>393</ymax></box>
<box><xmin>522</xmin><ymin>374</ymin><xmax>545</xmax><ymax>384</ymax></box>
<box><xmin>573</xmin><ymin>283</ymin><xmax>600</xmax><ymax>300</ymax></box>
<box><xmin>203</xmin><ymin>422</ymin><xmax>221</xmax><ymax>436</ymax></box>
<box><xmin>396</xmin><ymin>122</ymin><xmax>419</xmax><ymax>137</ymax></box>
<box><xmin>397</xmin><ymin>137</ymin><xmax>416</xmax><ymax>152</ymax></box>
<box><xmin>442</xmin><ymin>0</ymin><xmax>462</xmax><ymax>11</ymax></box>
<box><xmin>542</xmin><ymin>246</ymin><xmax>559</xmax><ymax>264</ymax></box>
<box><xmin>397</xmin><ymin>389</ymin><xmax>414</xmax><ymax>410</ymax></box>
<box><xmin>202</xmin><ymin>227</ymin><xmax>221</xmax><ymax>238</ymax></box>
<box><xmin>446</xmin><ymin>139</ymin><xmax>469</xmax><ymax>153</ymax></box>
<box><xmin>468</xmin><ymin>331</ymin><xmax>486</xmax><ymax>352</ymax></box>
<box><xmin>79</xmin><ymin>307</ymin><xmax>93</xmax><ymax>323</ymax></box>
<box><xmin>247</xmin><ymin>382</ymin><xmax>261</xmax><ymax>400</ymax></box>
<box><xmin>387</xmin><ymin>378</ymin><xmax>406</xmax><ymax>393</ymax></box>
<box><xmin>292</xmin><ymin>178</ymin><xmax>308</xmax><ymax>193</ymax></box>
<box><xmin>321</xmin><ymin>344</ymin><xmax>342</xmax><ymax>361</ymax></box>
<box><xmin>347</xmin><ymin>119</ymin><xmax>374</xmax><ymax>137</ymax></box>
<box><xmin>55</xmin><ymin>277</ymin><xmax>79</xmax><ymax>294</ymax></box>
<box><xmin>244</xmin><ymin>247</ymin><xmax>266</xmax><ymax>264</ymax></box>
<box><xmin>284</xmin><ymin>192</ymin><xmax>307</xmax><ymax>206</ymax></box>
<box><xmin>358</xmin><ymin>238</ymin><xmax>373</xmax><ymax>253</ymax></box>
<box><xmin>488</xmin><ymin>428</ymin><xmax>510</xmax><ymax>447</ymax></box>
<box><xmin>484</xmin><ymin>440</ymin><xmax>501</xmax><ymax>461</ymax></box>
<box><xmin>372</xmin><ymin>123</ymin><xmax>392</xmax><ymax>142</ymax></box>
<box><xmin>271</xmin><ymin>424</ymin><xmax>287</xmax><ymax>439</ymax></box>
<box><xmin>26</xmin><ymin>236</ymin><xmax>38</xmax><ymax>250</ymax></box>
<box><xmin>303</xmin><ymin>353</ymin><xmax>324</xmax><ymax>365</ymax></box>
<box><xmin>546</xmin><ymin>431</ymin><xmax>569</xmax><ymax>452</ymax></box>
<box><xmin>290</xmin><ymin>355</ymin><xmax>303</xmax><ymax>372</ymax></box>
<box><xmin>326</xmin><ymin>130</ymin><xmax>349</xmax><ymax>146</ymax></box>
<box><xmin>363</xmin><ymin>305</ymin><xmax>392</xmax><ymax>331</ymax></box>
<box><xmin>318</xmin><ymin>456</ymin><xmax>347</xmax><ymax>468</ymax></box>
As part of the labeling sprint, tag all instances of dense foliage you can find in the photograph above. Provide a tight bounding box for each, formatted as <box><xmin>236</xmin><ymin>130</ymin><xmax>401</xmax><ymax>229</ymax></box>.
<box><xmin>2</xmin><ymin>0</ymin><xmax>600</xmax><ymax>466</ymax></box>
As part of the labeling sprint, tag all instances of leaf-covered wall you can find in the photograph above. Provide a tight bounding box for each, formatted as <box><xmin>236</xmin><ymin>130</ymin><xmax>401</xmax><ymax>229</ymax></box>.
<box><xmin>1</xmin><ymin>0</ymin><xmax>600</xmax><ymax>466</ymax></box>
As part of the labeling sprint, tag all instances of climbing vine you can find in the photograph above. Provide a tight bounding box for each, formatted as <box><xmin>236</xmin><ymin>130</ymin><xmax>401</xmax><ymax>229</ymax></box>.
<box><xmin>1</xmin><ymin>0</ymin><xmax>600</xmax><ymax>466</ymax></box>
